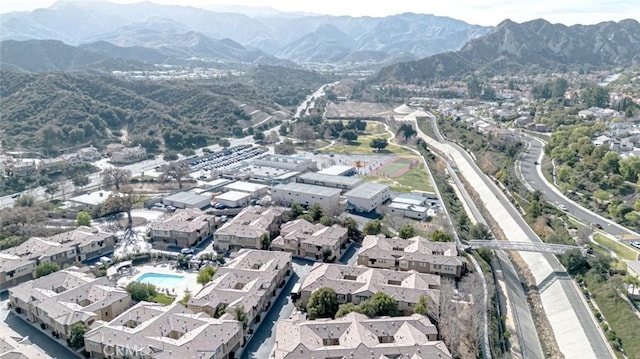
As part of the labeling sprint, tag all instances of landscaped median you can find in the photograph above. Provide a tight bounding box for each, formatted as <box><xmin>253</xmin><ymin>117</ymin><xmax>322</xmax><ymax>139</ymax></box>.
<box><xmin>593</xmin><ymin>233</ymin><xmax>640</xmax><ymax>262</ymax></box>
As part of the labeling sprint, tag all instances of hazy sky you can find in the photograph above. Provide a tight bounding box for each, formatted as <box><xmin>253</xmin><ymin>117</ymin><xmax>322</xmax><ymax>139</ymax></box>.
<box><xmin>3</xmin><ymin>0</ymin><xmax>639</xmax><ymax>26</ymax></box>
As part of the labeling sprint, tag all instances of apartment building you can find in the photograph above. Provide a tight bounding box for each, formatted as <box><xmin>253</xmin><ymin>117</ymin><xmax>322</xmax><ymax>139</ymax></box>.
<box><xmin>271</xmin><ymin>219</ymin><xmax>348</xmax><ymax>261</ymax></box>
<box><xmin>214</xmin><ymin>206</ymin><xmax>287</xmax><ymax>251</ymax></box>
<box><xmin>298</xmin><ymin>263</ymin><xmax>440</xmax><ymax>315</ymax></box>
<box><xmin>1</xmin><ymin>227</ymin><xmax>116</xmax><ymax>290</ymax></box>
<box><xmin>187</xmin><ymin>249</ymin><xmax>292</xmax><ymax>329</ymax></box>
<box><xmin>9</xmin><ymin>268</ymin><xmax>131</xmax><ymax>343</ymax></box>
<box><xmin>149</xmin><ymin>208</ymin><xmax>218</xmax><ymax>250</ymax></box>
<box><xmin>84</xmin><ymin>302</ymin><xmax>243</xmax><ymax>359</ymax></box>
<box><xmin>357</xmin><ymin>235</ymin><xmax>465</xmax><ymax>278</ymax></box>
<box><xmin>274</xmin><ymin>312</ymin><xmax>451</xmax><ymax>359</ymax></box>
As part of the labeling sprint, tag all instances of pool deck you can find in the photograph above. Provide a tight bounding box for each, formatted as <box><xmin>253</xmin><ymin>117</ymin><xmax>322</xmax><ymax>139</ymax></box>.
<box><xmin>117</xmin><ymin>264</ymin><xmax>201</xmax><ymax>302</ymax></box>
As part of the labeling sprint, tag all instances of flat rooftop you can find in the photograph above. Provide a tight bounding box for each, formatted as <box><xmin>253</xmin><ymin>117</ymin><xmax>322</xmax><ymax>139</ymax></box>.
<box><xmin>69</xmin><ymin>191</ymin><xmax>113</xmax><ymax>206</ymax></box>
<box><xmin>297</xmin><ymin>172</ymin><xmax>362</xmax><ymax>186</ymax></box>
<box><xmin>164</xmin><ymin>191</ymin><xmax>211</xmax><ymax>205</ymax></box>
<box><xmin>344</xmin><ymin>182</ymin><xmax>389</xmax><ymax>199</ymax></box>
<box><xmin>317</xmin><ymin>165</ymin><xmax>355</xmax><ymax>176</ymax></box>
<box><xmin>273</xmin><ymin>182</ymin><xmax>341</xmax><ymax>197</ymax></box>
<box><xmin>216</xmin><ymin>191</ymin><xmax>252</xmax><ymax>202</ymax></box>
<box><xmin>224</xmin><ymin>181</ymin><xmax>268</xmax><ymax>193</ymax></box>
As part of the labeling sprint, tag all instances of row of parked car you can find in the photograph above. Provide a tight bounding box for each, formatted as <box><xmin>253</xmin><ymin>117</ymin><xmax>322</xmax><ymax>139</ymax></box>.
<box><xmin>189</xmin><ymin>145</ymin><xmax>265</xmax><ymax>172</ymax></box>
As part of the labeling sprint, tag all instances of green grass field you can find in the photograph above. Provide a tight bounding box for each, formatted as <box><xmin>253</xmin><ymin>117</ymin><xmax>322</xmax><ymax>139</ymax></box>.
<box><xmin>321</xmin><ymin>135</ymin><xmax>415</xmax><ymax>156</ymax></box>
<box><xmin>593</xmin><ymin>234</ymin><xmax>640</xmax><ymax>261</ymax></box>
<box><xmin>364</xmin><ymin>160</ymin><xmax>433</xmax><ymax>193</ymax></box>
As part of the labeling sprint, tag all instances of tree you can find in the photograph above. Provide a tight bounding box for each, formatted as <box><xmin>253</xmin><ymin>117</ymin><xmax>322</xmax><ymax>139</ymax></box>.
<box><xmin>72</xmin><ymin>175</ymin><xmax>90</xmax><ymax>192</ymax></box>
<box><xmin>267</xmin><ymin>131</ymin><xmax>280</xmax><ymax>144</ymax></box>
<box><xmin>308</xmin><ymin>204</ymin><xmax>324</xmax><ymax>222</ymax></box>
<box><xmin>15</xmin><ymin>194</ymin><xmax>35</xmax><ymax>207</ymax></box>
<box><xmin>341</xmin><ymin>130</ymin><xmax>358</xmax><ymax>142</ymax></box>
<box><xmin>197</xmin><ymin>266</ymin><xmax>216</xmax><ymax>285</ymax></box>
<box><xmin>102</xmin><ymin>186</ymin><xmax>140</xmax><ymax>229</ymax></box>
<box><xmin>335</xmin><ymin>303</ymin><xmax>360</xmax><ymax>318</ymax></box>
<box><xmin>431</xmin><ymin>229</ymin><xmax>453</xmax><ymax>242</ymax></box>
<box><xmin>275</xmin><ymin>138</ymin><xmax>296</xmax><ymax>155</ymax></box>
<box><xmin>233</xmin><ymin>306</ymin><xmax>248</xmax><ymax>329</ymax></box>
<box><xmin>368</xmin><ymin>292</ymin><xmax>398</xmax><ymax>316</ymax></box>
<box><xmin>319</xmin><ymin>216</ymin><xmax>337</xmax><ymax>226</ymax></box>
<box><xmin>76</xmin><ymin>211</ymin><xmax>92</xmax><ymax>227</ymax></box>
<box><xmin>398</xmin><ymin>223</ymin><xmax>415</xmax><ymax>239</ymax></box>
<box><xmin>582</xmin><ymin>85</ymin><xmax>609</xmax><ymax>108</ymax></box>
<box><xmin>307</xmin><ymin>287</ymin><xmax>339</xmax><ymax>319</ymax></box>
<box><xmin>290</xmin><ymin>202</ymin><xmax>304</xmax><ymax>219</ymax></box>
<box><xmin>560</xmin><ymin>248</ymin><xmax>588</xmax><ymax>275</ymax></box>
<box><xmin>469</xmin><ymin>223</ymin><xmax>492</xmax><ymax>240</ymax></box>
<box><xmin>35</xmin><ymin>262</ymin><xmax>60</xmax><ymax>278</ymax></box>
<box><xmin>45</xmin><ymin>184</ymin><xmax>58</xmax><ymax>201</ymax></box>
<box><xmin>292</xmin><ymin>123</ymin><xmax>315</xmax><ymax>148</ymax></box>
<box><xmin>396</xmin><ymin>123</ymin><xmax>417</xmax><ymax>141</ymax></box>
<box><xmin>260</xmin><ymin>233</ymin><xmax>271</xmax><ymax>250</ymax></box>
<box><xmin>68</xmin><ymin>322</ymin><xmax>87</xmax><ymax>349</ymax></box>
<box><xmin>465</xmin><ymin>76</ymin><xmax>482</xmax><ymax>99</ymax></box>
<box><xmin>342</xmin><ymin>217</ymin><xmax>359</xmax><ymax>239</ymax></box>
<box><xmin>218</xmin><ymin>138</ymin><xmax>231</xmax><ymax>149</ymax></box>
<box><xmin>126</xmin><ymin>282</ymin><xmax>157</xmax><ymax>302</ymax></box>
<box><xmin>363</xmin><ymin>219</ymin><xmax>382</xmax><ymax>235</ymax></box>
<box><xmin>370</xmin><ymin>138</ymin><xmax>388</xmax><ymax>152</ymax></box>
<box><xmin>101</xmin><ymin>167</ymin><xmax>131</xmax><ymax>190</ymax></box>
<box><xmin>253</xmin><ymin>130</ymin><xmax>265</xmax><ymax>142</ymax></box>
<box><xmin>160</xmin><ymin>162</ymin><xmax>189</xmax><ymax>189</ymax></box>
<box><xmin>413</xmin><ymin>295</ymin><xmax>431</xmax><ymax>316</ymax></box>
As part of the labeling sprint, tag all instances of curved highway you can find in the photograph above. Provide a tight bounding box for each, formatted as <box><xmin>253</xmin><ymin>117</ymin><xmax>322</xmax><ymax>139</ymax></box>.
<box><xmin>518</xmin><ymin>134</ymin><xmax>640</xmax><ymax>239</ymax></box>
<box><xmin>420</xmin><ymin>116</ymin><xmax>613</xmax><ymax>359</ymax></box>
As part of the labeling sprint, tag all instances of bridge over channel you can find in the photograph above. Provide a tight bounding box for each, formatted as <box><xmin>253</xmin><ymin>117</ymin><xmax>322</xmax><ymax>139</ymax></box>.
<box><xmin>467</xmin><ymin>240</ymin><xmax>587</xmax><ymax>255</ymax></box>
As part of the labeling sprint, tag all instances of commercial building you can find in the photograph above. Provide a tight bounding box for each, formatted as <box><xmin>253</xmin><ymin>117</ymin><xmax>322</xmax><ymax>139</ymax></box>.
<box><xmin>223</xmin><ymin>181</ymin><xmax>269</xmax><ymax>198</ymax></box>
<box><xmin>1</xmin><ymin>227</ymin><xmax>116</xmax><ymax>290</ymax></box>
<box><xmin>271</xmin><ymin>219</ymin><xmax>348</xmax><ymax>261</ymax></box>
<box><xmin>215</xmin><ymin>191</ymin><xmax>252</xmax><ymax>208</ymax></box>
<box><xmin>9</xmin><ymin>268</ymin><xmax>131</xmax><ymax>343</ymax></box>
<box><xmin>317</xmin><ymin>165</ymin><xmax>357</xmax><ymax>176</ymax></box>
<box><xmin>296</xmin><ymin>172</ymin><xmax>362</xmax><ymax>190</ymax></box>
<box><xmin>84</xmin><ymin>302</ymin><xmax>243</xmax><ymax>359</ymax></box>
<box><xmin>271</xmin><ymin>183</ymin><xmax>341</xmax><ymax>208</ymax></box>
<box><xmin>9</xmin><ymin>160</ymin><xmax>37</xmax><ymax>177</ymax></box>
<box><xmin>77</xmin><ymin>146</ymin><xmax>102</xmax><ymax>161</ymax></box>
<box><xmin>274</xmin><ymin>312</ymin><xmax>451</xmax><ymax>359</ymax></box>
<box><xmin>344</xmin><ymin>182</ymin><xmax>390</xmax><ymax>212</ymax></box>
<box><xmin>214</xmin><ymin>206</ymin><xmax>287</xmax><ymax>251</ymax></box>
<box><xmin>357</xmin><ymin>234</ymin><xmax>465</xmax><ymax>278</ymax></box>
<box><xmin>162</xmin><ymin>191</ymin><xmax>211</xmax><ymax>209</ymax></box>
<box><xmin>388</xmin><ymin>202</ymin><xmax>430</xmax><ymax>220</ymax></box>
<box><xmin>187</xmin><ymin>249</ymin><xmax>292</xmax><ymax>329</ymax></box>
<box><xmin>149</xmin><ymin>208</ymin><xmax>218</xmax><ymax>250</ymax></box>
<box><xmin>110</xmin><ymin>145</ymin><xmax>147</xmax><ymax>164</ymax></box>
<box><xmin>67</xmin><ymin>191</ymin><xmax>113</xmax><ymax>211</ymax></box>
<box><xmin>253</xmin><ymin>154</ymin><xmax>316</xmax><ymax>172</ymax></box>
<box><xmin>298</xmin><ymin>263</ymin><xmax>440</xmax><ymax>315</ymax></box>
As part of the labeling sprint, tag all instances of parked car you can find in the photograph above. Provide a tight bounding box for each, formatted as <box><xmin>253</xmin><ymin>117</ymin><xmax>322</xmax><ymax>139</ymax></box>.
<box><xmin>181</xmin><ymin>248</ymin><xmax>195</xmax><ymax>255</ymax></box>
<box><xmin>591</xmin><ymin>223</ymin><xmax>603</xmax><ymax>230</ymax></box>
<box><xmin>558</xmin><ymin>204</ymin><xmax>568</xmax><ymax>211</ymax></box>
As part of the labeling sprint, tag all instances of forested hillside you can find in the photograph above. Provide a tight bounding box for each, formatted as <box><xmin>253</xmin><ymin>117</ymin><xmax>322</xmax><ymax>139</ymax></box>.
<box><xmin>0</xmin><ymin>66</ymin><xmax>332</xmax><ymax>154</ymax></box>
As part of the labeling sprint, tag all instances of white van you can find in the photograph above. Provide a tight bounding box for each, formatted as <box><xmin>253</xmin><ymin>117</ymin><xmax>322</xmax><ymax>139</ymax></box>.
<box><xmin>100</xmin><ymin>256</ymin><xmax>112</xmax><ymax>265</ymax></box>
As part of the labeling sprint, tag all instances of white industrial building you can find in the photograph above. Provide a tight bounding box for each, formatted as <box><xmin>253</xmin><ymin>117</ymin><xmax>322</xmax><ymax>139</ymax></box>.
<box><xmin>163</xmin><ymin>191</ymin><xmax>211</xmax><ymax>209</ymax></box>
<box><xmin>296</xmin><ymin>172</ymin><xmax>362</xmax><ymax>190</ymax></box>
<box><xmin>223</xmin><ymin>181</ymin><xmax>268</xmax><ymax>198</ymax></box>
<box><xmin>253</xmin><ymin>154</ymin><xmax>317</xmax><ymax>172</ymax></box>
<box><xmin>344</xmin><ymin>182</ymin><xmax>391</xmax><ymax>212</ymax></box>
<box><xmin>317</xmin><ymin>165</ymin><xmax>357</xmax><ymax>176</ymax></box>
<box><xmin>388</xmin><ymin>202</ymin><xmax>430</xmax><ymax>220</ymax></box>
<box><xmin>271</xmin><ymin>183</ymin><xmax>341</xmax><ymax>208</ymax></box>
<box><xmin>215</xmin><ymin>191</ymin><xmax>252</xmax><ymax>208</ymax></box>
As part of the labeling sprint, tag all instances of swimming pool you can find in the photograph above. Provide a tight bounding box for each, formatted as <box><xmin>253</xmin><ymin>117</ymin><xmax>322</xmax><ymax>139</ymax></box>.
<box><xmin>136</xmin><ymin>272</ymin><xmax>185</xmax><ymax>287</ymax></box>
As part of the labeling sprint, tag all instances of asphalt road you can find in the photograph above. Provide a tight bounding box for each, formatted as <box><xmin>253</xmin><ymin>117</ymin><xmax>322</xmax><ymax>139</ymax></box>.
<box><xmin>519</xmin><ymin>134</ymin><xmax>640</xmax><ymax>238</ymax></box>
<box><xmin>427</xmin><ymin>117</ymin><xmax>612</xmax><ymax>358</ymax></box>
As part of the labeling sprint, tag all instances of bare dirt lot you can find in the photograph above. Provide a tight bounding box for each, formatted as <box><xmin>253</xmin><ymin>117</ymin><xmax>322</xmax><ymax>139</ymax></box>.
<box><xmin>325</xmin><ymin>101</ymin><xmax>395</xmax><ymax>118</ymax></box>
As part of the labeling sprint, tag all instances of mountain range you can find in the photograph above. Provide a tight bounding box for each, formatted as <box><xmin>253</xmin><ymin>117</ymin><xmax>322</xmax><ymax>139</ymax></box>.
<box><xmin>374</xmin><ymin>18</ymin><xmax>640</xmax><ymax>83</ymax></box>
<box><xmin>1</xmin><ymin>1</ymin><xmax>491</xmax><ymax>64</ymax></box>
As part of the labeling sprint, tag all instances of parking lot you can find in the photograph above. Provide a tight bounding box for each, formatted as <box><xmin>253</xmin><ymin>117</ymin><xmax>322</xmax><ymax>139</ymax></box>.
<box><xmin>187</xmin><ymin>144</ymin><xmax>266</xmax><ymax>175</ymax></box>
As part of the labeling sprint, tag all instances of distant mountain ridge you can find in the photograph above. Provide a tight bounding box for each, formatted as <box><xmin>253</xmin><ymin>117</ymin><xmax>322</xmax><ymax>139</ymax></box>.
<box><xmin>1</xmin><ymin>1</ymin><xmax>492</xmax><ymax>64</ymax></box>
<box><xmin>374</xmin><ymin>18</ymin><xmax>640</xmax><ymax>83</ymax></box>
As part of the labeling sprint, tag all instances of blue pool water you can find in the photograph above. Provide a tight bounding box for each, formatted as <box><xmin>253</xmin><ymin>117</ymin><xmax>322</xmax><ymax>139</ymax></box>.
<box><xmin>136</xmin><ymin>272</ymin><xmax>184</xmax><ymax>287</ymax></box>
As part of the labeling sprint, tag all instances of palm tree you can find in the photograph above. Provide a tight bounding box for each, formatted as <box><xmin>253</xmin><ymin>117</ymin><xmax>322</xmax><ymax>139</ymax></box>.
<box><xmin>233</xmin><ymin>306</ymin><xmax>248</xmax><ymax>330</ymax></box>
